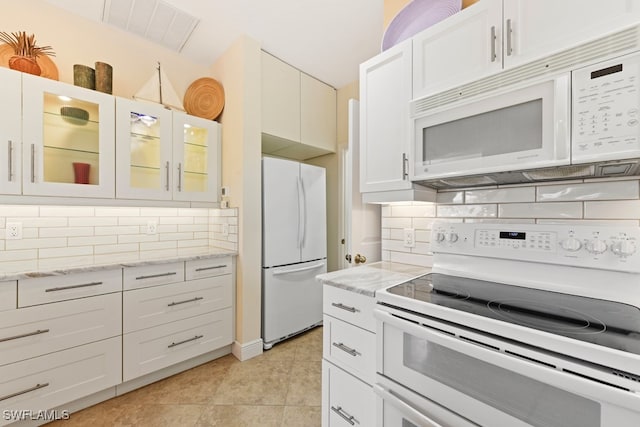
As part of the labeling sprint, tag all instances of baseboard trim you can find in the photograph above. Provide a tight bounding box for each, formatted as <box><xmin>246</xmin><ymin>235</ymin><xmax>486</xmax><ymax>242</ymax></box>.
<box><xmin>232</xmin><ymin>339</ymin><xmax>263</xmax><ymax>361</ymax></box>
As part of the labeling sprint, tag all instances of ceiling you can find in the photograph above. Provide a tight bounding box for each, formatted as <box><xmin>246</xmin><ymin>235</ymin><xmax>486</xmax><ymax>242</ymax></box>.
<box><xmin>45</xmin><ymin>0</ymin><xmax>385</xmax><ymax>88</ymax></box>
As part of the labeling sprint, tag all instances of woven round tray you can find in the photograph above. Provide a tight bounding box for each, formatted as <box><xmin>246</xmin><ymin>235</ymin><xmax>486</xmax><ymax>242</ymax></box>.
<box><xmin>183</xmin><ymin>77</ymin><xmax>225</xmax><ymax>120</ymax></box>
<box><xmin>0</xmin><ymin>44</ymin><xmax>59</xmax><ymax>80</ymax></box>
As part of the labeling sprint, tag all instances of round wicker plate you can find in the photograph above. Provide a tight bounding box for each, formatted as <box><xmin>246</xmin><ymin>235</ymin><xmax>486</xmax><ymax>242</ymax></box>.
<box><xmin>0</xmin><ymin>44</ymin><xmax>59</xmax><ymax>80</ymax></box>
<box><xmin>183</xmin><ymin>77</ymin><xmax>225</xmax><ymax>120</ymax></box>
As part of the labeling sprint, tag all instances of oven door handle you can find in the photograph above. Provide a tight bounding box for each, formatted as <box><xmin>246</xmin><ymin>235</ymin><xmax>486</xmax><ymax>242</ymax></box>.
<box><xmin>374</xmin><ymin>308</ymin><xmax>640</xmax><ymax>412</ymax></box>
<box><xmin>374</xmin><ymin>383</ymin><xmax>446</xmax><ymax>427</ymax></box>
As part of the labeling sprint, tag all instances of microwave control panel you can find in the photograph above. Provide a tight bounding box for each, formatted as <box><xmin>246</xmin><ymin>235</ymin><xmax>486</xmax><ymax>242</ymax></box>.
<box><xmin>572</xmin><ymin>53</ymin><xmax>640</xmax><ymax>162</ymax></box>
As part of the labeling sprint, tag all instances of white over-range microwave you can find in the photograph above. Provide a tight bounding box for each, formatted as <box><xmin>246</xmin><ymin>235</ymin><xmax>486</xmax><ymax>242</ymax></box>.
<box><xmin>411</xmin><ymin>47</ymin><xmax>640</xmax><ymax>188</ymax></box>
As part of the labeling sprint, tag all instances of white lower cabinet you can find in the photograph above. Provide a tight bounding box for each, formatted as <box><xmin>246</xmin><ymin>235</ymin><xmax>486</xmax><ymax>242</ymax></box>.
<box><xmin>123</xmin><ymin>308</ymin><xmax>232</xmax><ymax>381</ymax></box>
<box><xmin>2</xmin><ymin>255</ymin><xmax>235</xmax><ymax>426</ymax></box>
<box><xmin>122</xmin><ymin>257</ymin><xmax>235</xmax><ymax>382</ymax></box>
<box><xmin>322</xmin><ymin>285</ymin><xmax>377</xmax><ymax>426</ymax></box>
<box><xmin>0</xmin><ymin>337</ymin><xmax>121</xmax><ymax>427</ymax></box>
<box><xmin>322</xmin><ymin>359</ymin><xmax>376</xmax><ymax>427</ymax></box>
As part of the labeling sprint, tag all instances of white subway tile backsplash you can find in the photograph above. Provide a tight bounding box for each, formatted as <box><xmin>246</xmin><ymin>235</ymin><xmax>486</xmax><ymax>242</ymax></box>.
<box><xmin>39</xmin><ymin>246</ymin><xmax>93</xmax><ymax>259</ymax></box>
<box><xmin>178</xmin><ymin>224</ymin><xmax>208</xmax><ymax>233</ymax></box>
<box><xmin>160</xmin><ymin>232</ymin><xmax>195</xmax><ymax>242</ymax></box>
<box><xmin>464</xmin><ymin>218</ymin><xmax>536</xmax><ymax>224</ymax></box>
<box><xmin>159</xmin><ymin>216</ymin><xmax>194</xmax><ymax>225</ymax></box>
<box><xmin>180</xmin><ymin>208</ymin><xmax>209</xmax><ymax>217</ymax></box>
<box><xmin>39</xmin><ymin>206</ymin><xmax>95</xmax><ymax>217</ymax></box>
<box><xmin>465</xmin><ymin>187</ymin><xmax>535</xmax><ymax>204</ymax></box>
<box><xmin>499</xmin><ymin>202</ymin><xmax>582</xmax><ymax>218</ymax></box>
<box><xmin>69</xmin><ymin>217</ymin><xmax>117</xmax><ymax>227</ymax></box>
<box><xmin>95</xmin><ymin>226</ymin><xmax>140</xmax><ymax>236</ymax></box>
<box><xmin>177</xmin><ymin>239</ymin><xmax>209</xmax><ymax>248</ymax></box>
<box><xmin>412</xmin><ymin>218</ymin><xmax>439</xmax><ymax>230</ymax></box>
<box><xmin>94</xmin><ymin>252</ymin><xmax>140</xmax><ymax>265</ymax></box>
<box><xmin>412</xmin><ymin>242</ymin><xmax>431</xmax><ymax>255</ymax></box>
<box><xmin>21</xmin><ymin>217</ymin><xmax>68</xmax><ymax>228</ymax></box>
<box><xmin>437</xmin><ymin>204</ymin><xmax>497</xmax><ymax>218</ymax></box>
<box><xmin>0</xmin><ymin>206</ymin><xmax>39</xmax><ymax>217</ymax></box>
<box><xmin>94</xmin><ymin>243</ymin><xmax>139</xmax><ymax>255</ymax></box>
<box><xmin>140</xmin><ymin>241</ymin><xmax>177</xmax><ymax>251</ymax></box>
<box><xmin>5</xmin><ymin>237</ymin><xmax>66</xmax><ymax>250</ymax></box>
<box><xmin>536</xmin><ymin>181</ymin><xmax>639</xmax><ymax>202</ymax></box>
<box><xmin>415</xmin><ymin>230</ymin><xmax>430</xmax><ymax>242</ymax></box>
<box><xmin>140</xmin><ymin>207</ymin><xmax>178</xmax><ymax>217</ymax></box>
<box><xmin>391</xmin><ymin>204</ymin><xmax>436</xmax><ymax>218</ymax></box>
<box><xmin>584</xmin><ymin>200</ymin><xmax>640</xmax><ymax>219</ymax></box>
<box><xmin>38</xmin><ymin>255</ymin><xmax>94</xmax><ymax>270</ymax></box>
<box><xmin>381</xmin><ymin>206</ymin><xmax>392</xmax><ymax>217</ymax></box>
<box><xmin>140</xmin><ymin>248</ymin><xmax>178</xmax><ymax>260</ymax></box>
<box><xmin>381</xmin><ymin>217</ymin><xmax>412</xmax><ymax>228</ymax></box>
<box><xmin>68</xmin><ymin>235</ymin><xmax>117</xmax><ymax>247</ymax></box>
<box><xmin>436</xmin><ymin>191</ymin><xmax>464</xmax><ymax>204</ymax></box>
<box><xmin>39</xmin><ymin>227</ymin><xmax>94</xmax><ymax>238</ymax></box>
<box><xmin>382</xmin><ymin>239</ymin><xmax>407</xmax><ymax>252</ymax></box>
<box><xmin>0</xmin><ymin>260</ymin><xmax>37</xmax><ymax>273</ymax></box>
<box><xmin>389</xmin><ymin>251</ymin><xmax>433</xmax><ymax>267</ymax></box>
<box><xmin>536</xmin><ymin>219</ymin><xmax>640</xmax><ymax>226</ymax></box>
<box><xmin>0</xmin><ymin>249</ymin><xmax>38</xmax><ymax>262</ymax></box>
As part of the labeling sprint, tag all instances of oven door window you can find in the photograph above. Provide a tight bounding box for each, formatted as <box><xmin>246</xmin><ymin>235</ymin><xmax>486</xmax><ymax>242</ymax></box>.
<box><xmin>403</xmin><ymin>333</ymin><xmax>600</xmax><ymax>427</ymax></box>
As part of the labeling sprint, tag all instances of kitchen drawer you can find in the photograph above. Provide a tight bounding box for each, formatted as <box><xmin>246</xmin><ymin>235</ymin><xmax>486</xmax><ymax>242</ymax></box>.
<box><xmin>0</xmin><ymin>281</ymin><xmax>16</xmax><ymax>312</ymax></box>
<box><xmin>123</xmin><ymin>308</ymin><xmax>233</xmax><ymax>381</ymax></box>
<box><xmin>18</xmin><ymin>269</ymin><xmax>122</xmax><ymax>307</ymax></box>
<box><xmin>185</xmin><ymin>256</ymin><xmax>233</xmax><ymax>280</ymax></box>
<box><xmin>123</xmin><ymin>262</ymin><xmax>184</xmax><ymax>291</ymax></box>
<box><xmin>322</xmin><ymin>360</ymin><xmax>375</xmax><ymax>427</ymax></box>
<box><xmin>0</xmin><ymin>293</ymin><xmax>121</xmax><ymax>367</ymax></box>
<box><xmin>0</xmin><ymin>336</ymin><xmax>121</xmax><ymax>426</ymax></box>
<box><xmin>323</xmin><ymin>315</ymin><xmax>376</xmax><ymax>385</ymax></box>
<box><xmin>123</xmin><ymin>275</ymin><xmax>232</xmax><ymax>333</ymax></box>
<box><xmin>323</xmin><ymin>286</ymin><xmax>376</xmax><ymax>332</ymax></box>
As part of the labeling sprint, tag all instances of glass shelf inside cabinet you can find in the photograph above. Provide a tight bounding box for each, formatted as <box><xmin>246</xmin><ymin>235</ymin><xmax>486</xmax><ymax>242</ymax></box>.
<box><xmin>182</xmin><ymin>124</ymin><xmax>209</xmax><ymax>192</ymax></box>
<box><xmin>42</xmin><ymin>92</ymin><xmax>100</xmax><ymax>185</ymax></box>
<box><xmin>129</xmin><ymin>112</ymin><xmax>162</xmax><ymax>189</ymax></box>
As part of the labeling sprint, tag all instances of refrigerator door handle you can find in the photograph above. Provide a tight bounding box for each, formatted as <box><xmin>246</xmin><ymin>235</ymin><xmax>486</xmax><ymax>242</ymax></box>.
<box><xmin>296</xmin><ymin>175</ymin><xmax>304</xmax><ymax>248</ymax></box>
<box><xmin>300</xmin><ymin>175</ymin><xmax>307</xmax><ymax>247</ymax></box>
<box><xmin>272</xmin><ymin>261</ymin><xmax>326</xmax><ymax>275</ymax></box>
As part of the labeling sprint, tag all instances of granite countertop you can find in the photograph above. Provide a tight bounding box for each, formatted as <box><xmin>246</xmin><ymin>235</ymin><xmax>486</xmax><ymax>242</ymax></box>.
<box><xmin>316</xmin><ymin>261</ymin><xmax>431</xmax><ymax>297</ymax></box>
<box><xmin>1</xmin><ymin>248</ymin><xmax>237</xmax><ymax>281</ymax></box>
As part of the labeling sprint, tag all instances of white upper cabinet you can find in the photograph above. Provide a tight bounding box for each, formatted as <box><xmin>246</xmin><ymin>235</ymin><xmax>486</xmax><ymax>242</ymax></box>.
<box><xmin>172</xmin><ymin>112</ymin><xmax>220</xmax><ymax>202</ymax></box>
<box><xmin>0</xmin><ymin>67</ymin><xmax>22</xmax><ymax>195</ymax></box>
<box><xmin>261</xmin><ymin>51</ymin><xmax>337</xmax><ymax>160</ymax></box>
<box><xmin>360</xmin><ymin>39</ymin><xmax>414</xmax><ymax>193</ymax></box>
<box><xmin>262</xmin><ymin>52</ymin><xmax>301</xmax><ymax>145</ymax></box>
<box><xmin>300</xmin><ymin>72</ymin><xmax>337</xmax><ymax>153</ymax></box>
<box><xmin>413</xmin><ymin>0</ymin><xmax>640</xmax><ymax>100</ymax></box>
<box><xmin>116</xmin><ymin>98</ymin><xmax>220</xmax><ymax>202</ymax></box>
<box><xmin>21</xmin><ymin>73</ymin><xmax>115</xmax><ymax>198</ymax></box>
<box><xmin>116</xmin><ymin>98</ymin><xmax>173</xmax><ymax>200</ymax></box>
<box><xmin>413</xmin><ymin>0</ymin><xmax>502</xmax><ymax>100</ymax></box>
<box><xmin>503</xmin><ymin>0</ymin><xmax>640</xmax><ymax>69</ymax></box>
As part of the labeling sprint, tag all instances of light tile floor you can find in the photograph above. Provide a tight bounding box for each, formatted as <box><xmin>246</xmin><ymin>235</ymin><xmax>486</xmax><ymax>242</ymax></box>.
<box><xmin>48</xmin><ymin>327</ymin><xmax>323</xmax><ymax>427</ymax></box>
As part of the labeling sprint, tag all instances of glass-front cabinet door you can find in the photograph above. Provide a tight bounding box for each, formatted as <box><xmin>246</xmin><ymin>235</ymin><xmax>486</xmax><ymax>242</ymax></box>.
<box><xmin>172</xmin><ymin>112</ymin><xmax>220</xmax><ymax>202</ymax></box>
<box><xmin>21</xmin><ymin>73</ymin><xmax>115</xmax><ymax>198</ymax></box>
<box><xmin>115</xmin><ymin>98</ymin><xmax>172</xmax><ymax>200</ymax></box>
<box><xmin>0</xmin><ymin>67</ymin><xmax>22</xmax><ymax>195</ymax></box>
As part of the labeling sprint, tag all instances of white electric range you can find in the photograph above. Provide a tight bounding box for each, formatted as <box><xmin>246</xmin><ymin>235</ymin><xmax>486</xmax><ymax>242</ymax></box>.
<box><xmin>375</xmin><ymin>222</ymin><xmax>640</xmax><ymax>427</ymax></box>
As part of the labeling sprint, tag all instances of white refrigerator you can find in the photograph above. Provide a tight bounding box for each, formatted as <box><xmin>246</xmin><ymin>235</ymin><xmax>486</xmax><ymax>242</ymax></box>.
<box><xmin>262</xmin><ymin>157</ymin><xmax>327</xmax><ymax>349</ymax></box>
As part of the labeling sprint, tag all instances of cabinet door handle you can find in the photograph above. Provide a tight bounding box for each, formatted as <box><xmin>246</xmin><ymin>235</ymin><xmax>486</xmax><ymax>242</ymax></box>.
<box><xmin>135</xmin><ymin>271</ymin><xmax>177</xmax><ymax>280</ymax></box>
<box><xmin>506</xmin><ymin>19</ymin><xmax>513</xmax><ymax>56</ymax></box>
<box><xmin>490</xmin><ymin>25</ymin><xmax>497</xmax><ymax>62</ymax></box>
<box><xmin>330</xmin><ymin>406</ymin><xmax>358</xmax><ymax>426</ymax></box>
<box><xmin>195</xmin><ymin>265</ymin><xmax>226</xmax><ymax>272</ymax></box>
<box><xmin>165</xmin><ymin>161</ymin><xmax>170</xmax><ymax>191</ymax></box>
<box><xmin>7</xmin><ymin>140</ymin><xmax>13</xmax><ymax>182</ymax></box>
<box><xmin>30</xmin><ymin>143</ymin><xmax>35</xmax><ymax>183</ymax></box>
<box><xmin>0</xmin><ymin>329</ymin><xmax>50</xmax><ymax>343</ymax></box>
<box><xmin>0</xmin><ymin>383</ymin><xmax>50</xmax><ymax>402</ymax></box>
<box><xmin>331</xmin><ymin>302</ymin><xmax>359</xmax><ymax>313</ymax></box>
<box><xmin>332</xmin><ymin>342</ymin><xmax>361</xmax><ymax>357</ymax></box>
<box><xmin>177</xmin><ymin>163</ymin><xmax>182</xmax><ymax>192</ymax></box>
<box><xmin>167</xmin><ymin>296</ymin><xmax>203</xmax><ymax>307</ymax></box>
<box><xmin>402</xmin><ymin>153</ymin><xmax>408</xmax><ymax>180</ymax></box>
<box><xmin>168</xmin><ymin>334</ymin><xmax>203</xmax><ymax>348</ymax></box>
<box><xmin>45</xmin><ymin>281</ymin><xmax>103</xmax><ymax>292</ymax></box>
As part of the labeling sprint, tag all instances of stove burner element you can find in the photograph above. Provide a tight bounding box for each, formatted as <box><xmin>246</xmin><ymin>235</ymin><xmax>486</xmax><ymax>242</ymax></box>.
<box><xmin>487</xmin><ymin>299</ymin><xmax>607</xmax><ymax>335</ymax></box>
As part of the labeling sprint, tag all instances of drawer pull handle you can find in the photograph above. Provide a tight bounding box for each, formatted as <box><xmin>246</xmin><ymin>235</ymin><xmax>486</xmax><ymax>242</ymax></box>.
<box><xmin>0</xmin><ymin>329</ymin><xmax>50</xmax><ymax>343</ymax></box>
<box><xmin>167</xmin><ymin>296</ymin><xmax>204</xmax><ymax>307</ymax></box>
<box><xmin>0</xmin><ymin>383</ymin><xmax>50</xmax><ymax>402</ymax></box>
<box><xmin>332</xmin><ymin>342</ymin><xmax>361</xmax><ymax>357</ymax></box>
<box><xmin>330</xmin><ymin>406</ymin><xmax>359</xmax><ymax>425</ymax></box>
<box><xmin>331</xmin><ymin>302</ymin><xmax>359</xmax><ymax>313</ymax></box>
<box><xmin>168</xmin><ymin>334</ymin><xmax>204</xmax><ymax>348</ymax></box>
<box><xmin>195</xmin><ymin>265</ymin><xmax>226</xmax><ymax>272</ymax></box>
<box><xmin>135</xmin><ymin>272</ymin><xmax>177</xmax><ymax>280</ymax></box>
<box><xmin>45</xmin><ymin>281</ymin><xmax>103</xmax><ymax>292</ymax></box>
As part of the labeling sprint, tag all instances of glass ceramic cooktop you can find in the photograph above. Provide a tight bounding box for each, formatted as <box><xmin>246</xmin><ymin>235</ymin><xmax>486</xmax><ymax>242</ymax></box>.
<box><xmin>386</xmin><ymin>273</ymin><xmax>640</xmax><ymax>356</ymax></box>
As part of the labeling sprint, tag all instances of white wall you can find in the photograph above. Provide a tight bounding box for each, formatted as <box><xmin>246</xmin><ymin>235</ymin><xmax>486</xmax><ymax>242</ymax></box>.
<box><xmin>382</xmin><ymin>178</ymin><xmax>640</xmax><ymax>266</ymax></box>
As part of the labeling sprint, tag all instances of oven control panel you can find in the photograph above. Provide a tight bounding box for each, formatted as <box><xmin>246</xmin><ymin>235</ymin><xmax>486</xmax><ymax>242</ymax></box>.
<box><xmin>431</xmin><ymin>222</ymin><xmax>640</xmax><ymax>272</ymax></box>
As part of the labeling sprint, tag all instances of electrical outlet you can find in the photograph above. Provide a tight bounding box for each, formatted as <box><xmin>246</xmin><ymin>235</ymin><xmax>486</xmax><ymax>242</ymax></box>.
<box><xmin>403</xmin><ymin>228</ymin><xmax>415</xmax><ymax>248</ymax></box>
<box><xmin>222</xmin><ymin>223</ymin><xmax>229</xmax><ymax>236</ymax></box>
<box><xmin>6</xmin><ymin>222</ymin><xmax>22</xmax><ymax>240</ymax></box>
<box><xmin>146</xmin><ymin>220</ymin><xmax>158</xmax><ymax>235</ymax></box>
